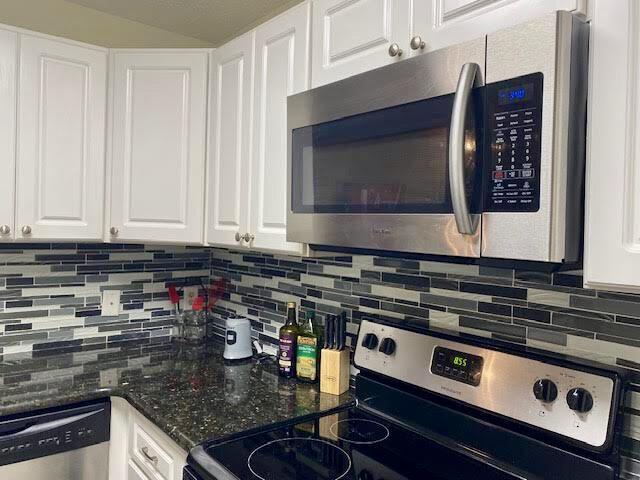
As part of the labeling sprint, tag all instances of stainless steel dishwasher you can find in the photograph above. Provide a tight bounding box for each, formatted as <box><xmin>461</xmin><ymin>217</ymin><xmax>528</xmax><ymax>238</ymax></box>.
<box><xmin>0</xmin><ymin>399</ymin><xmax>110</xmax><ymax>480</ymax></box>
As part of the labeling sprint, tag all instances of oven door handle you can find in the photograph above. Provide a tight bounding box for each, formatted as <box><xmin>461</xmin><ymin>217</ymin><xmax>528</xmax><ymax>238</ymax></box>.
<box><xmin>449</xmin><ymin>62</ymin><xmax>480</xmax><ymax>235</ymax></box>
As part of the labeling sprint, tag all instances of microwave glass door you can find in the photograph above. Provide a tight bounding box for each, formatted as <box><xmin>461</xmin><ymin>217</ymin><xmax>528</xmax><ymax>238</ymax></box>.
<box><xmin>291</xmin><ymin>91</ymin><xmax>483</xmax><ymax>216</ymax></box>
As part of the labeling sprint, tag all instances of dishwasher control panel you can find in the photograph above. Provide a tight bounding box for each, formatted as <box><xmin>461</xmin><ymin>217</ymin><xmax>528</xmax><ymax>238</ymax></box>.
<box><xmin>0</xmin><ymin>399</ymin><xmax>110</xmax><ymax>466</ymax></box>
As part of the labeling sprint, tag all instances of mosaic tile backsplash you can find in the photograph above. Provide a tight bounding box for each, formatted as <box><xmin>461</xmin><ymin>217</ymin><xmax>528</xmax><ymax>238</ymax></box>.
<box><xmin>208</xmin><ymin>248</ymin><xmax>640</xmax><ymax>478</ymax></box>
<box><xmin>0</xmin><ymin>243</ymin><xmax>210</xmax><ymax>355</ymax></box>
<box><xmin>1</xmin><ymin>243</ymin><xmax>639</xmax><ymax>475</ymax></box>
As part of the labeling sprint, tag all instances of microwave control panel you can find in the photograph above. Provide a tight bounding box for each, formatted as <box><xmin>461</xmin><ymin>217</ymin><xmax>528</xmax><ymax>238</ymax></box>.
<box><xmin>484</xmin><ymin>73</ymin><xmax>543</xmax><ymax>212</ymax></box>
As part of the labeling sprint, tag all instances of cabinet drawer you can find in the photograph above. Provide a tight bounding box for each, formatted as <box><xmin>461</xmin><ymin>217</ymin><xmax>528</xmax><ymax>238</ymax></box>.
<box><xmin>128</xmin><ymin>459</ymin><xmax>152</xmax><ymax>480</ymax></box>
<box><xmin>131</xmin><ymin>420</ymin><xmax>175</xmax><ymax>480</ymax></box>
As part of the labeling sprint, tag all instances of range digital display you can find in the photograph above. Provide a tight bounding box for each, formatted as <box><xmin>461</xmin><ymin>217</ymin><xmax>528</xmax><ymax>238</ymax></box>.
<box><xmin>498</xmin><ymin>83</ymin><xmax>533</xmax><ymax>105</ymax></box>
<box><xmin>431</xmin><ymin>346</ymin><xmax>484</xmax><ymax>386</ymax></box>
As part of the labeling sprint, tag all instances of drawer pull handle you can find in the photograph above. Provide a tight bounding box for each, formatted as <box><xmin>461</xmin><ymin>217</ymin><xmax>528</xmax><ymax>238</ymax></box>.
<box><xmin>141</xmin><ymin>446</ymin><xmax>158</xmax><ymax>464</ymax></box>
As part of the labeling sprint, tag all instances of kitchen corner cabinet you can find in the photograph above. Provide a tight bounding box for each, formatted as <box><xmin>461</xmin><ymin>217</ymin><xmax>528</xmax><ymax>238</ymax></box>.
<box><xmin>109</xmin><ymin>398</ymin><xmax>187</xmax><ymax>480</ymax></box>
<box><xmin>206</xmin><ymin>32</ymin><xmax>255</xmax><ymax>248</ymax></box>
<box><xmin>311</xmin><ymin>0</ymin><xmax>585</xmax><ymax>88</ymax></box>
<box><xmin>249</xmin><ymin>2</ymin><xmax>310</xmax><ymax>254</ymax></box>
<box><xmin>107</xmin><ymin>50</ymin><xmax>209</xmax><ymax>245</ymax></box>
<box><xmin>0</xmin><ymin>28</ymin><xmax>17</xmax><ymax>242</ymax></box>
<box><xmin>16</xmin><ymin>34</ymin><xmax>107</xmax><ymax>241</ymax></box>
<box><xmin>584</xmin><ymin>0</ymin><xmax>640</xmax><ymax>293</ymax></box>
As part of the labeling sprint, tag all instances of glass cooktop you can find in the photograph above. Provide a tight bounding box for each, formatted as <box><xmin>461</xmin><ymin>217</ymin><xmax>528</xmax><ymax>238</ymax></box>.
<box><xmin>201</xmin><ymin>407</ymin><xmax>522</xmax><ymax>480</ymax></box>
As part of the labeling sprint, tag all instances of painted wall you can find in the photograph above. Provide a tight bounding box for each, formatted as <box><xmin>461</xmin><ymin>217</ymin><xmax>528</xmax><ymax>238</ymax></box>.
<box><xmin>0</xmin><ymin>0</ymin><xmax>213</xmax><ymax>47</ymax></box>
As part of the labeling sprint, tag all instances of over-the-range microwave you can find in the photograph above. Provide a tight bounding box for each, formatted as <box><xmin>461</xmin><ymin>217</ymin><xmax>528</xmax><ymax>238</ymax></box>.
<box><xmin>287</xmin><ymin>11</ymin><xmax>588</xmax><ymax>263</ymax></box>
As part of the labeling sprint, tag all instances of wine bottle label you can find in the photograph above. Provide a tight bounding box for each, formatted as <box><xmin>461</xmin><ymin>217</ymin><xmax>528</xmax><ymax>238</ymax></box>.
<box><xmin>278</xmin><ymin>333</ymin><xmax>296</xmax><ymax>374</ymax></box>
<box><xmin>296</xmin><ymin>336</ymin><xmax>318</xmax><ymax>380</ymax></box>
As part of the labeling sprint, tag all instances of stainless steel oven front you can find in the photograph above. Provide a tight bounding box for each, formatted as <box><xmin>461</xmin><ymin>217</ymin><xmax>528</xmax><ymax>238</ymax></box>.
<box><xmin>287</xmin><ymin>11</ymin><xmax>588</xmax><ymax>263</ymax></box>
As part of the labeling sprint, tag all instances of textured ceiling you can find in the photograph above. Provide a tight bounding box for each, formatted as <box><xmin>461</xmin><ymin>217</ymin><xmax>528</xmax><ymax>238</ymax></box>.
<box><xmin>65</xmin><ymin>0</ymin><xmax>304</xmax><ymax>46</ymax></box>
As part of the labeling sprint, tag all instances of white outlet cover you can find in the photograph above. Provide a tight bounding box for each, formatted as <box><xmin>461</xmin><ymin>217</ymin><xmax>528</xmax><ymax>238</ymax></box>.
<box><xmin>102</xmin><ymin>290</ymin><xmax>121</xmax><ymax>316</ymax></box>
<box><xmin>182</xmin><ymin>286</ymin><xmax>199</xmax><ymax>311</ymax></box>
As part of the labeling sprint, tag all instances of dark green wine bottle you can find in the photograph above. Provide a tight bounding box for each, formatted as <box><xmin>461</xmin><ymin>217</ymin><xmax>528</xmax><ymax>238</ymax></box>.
<box><xmin>278</xmin><ymin>302</ymin><xmax>300</xmax><ymax>378</ymax></box>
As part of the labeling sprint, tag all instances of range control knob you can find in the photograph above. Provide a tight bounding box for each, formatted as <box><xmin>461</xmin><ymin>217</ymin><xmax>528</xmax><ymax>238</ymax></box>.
<box><xmin>361</xmin><ymin>333</ymin><xmax>379</xmax><ymax>350</ymax></box>
<box><xmin>533</xmin><ymin>379</ymin><xmax>558</xmax><ymax>403</ymax></box>
<box><xmin>566</xmin><ymin>388</ymin><xmax>594</xmax><ymax>413</ymax></box>
<box><xmin>379</xmin><ymin>338</ymin><xmax>396</xmax><ymax>356</ymax></box>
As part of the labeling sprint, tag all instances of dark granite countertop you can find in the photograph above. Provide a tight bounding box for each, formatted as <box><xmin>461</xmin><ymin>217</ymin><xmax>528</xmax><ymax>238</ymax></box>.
<box><xmin>0</xmin><ymin>340</ymin><xmax>354</xmax><ymax>450</ymax></box>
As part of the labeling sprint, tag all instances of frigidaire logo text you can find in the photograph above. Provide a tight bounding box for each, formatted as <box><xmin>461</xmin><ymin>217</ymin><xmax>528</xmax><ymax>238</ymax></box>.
<box><xmin>441</xmin><ymin>385</ymin><xmax>462</xmax><ymax>396</ymax></box>
<box><xmin>372</xmin><ymin>226</ymin><xmax>392</xmax><ymax>235</ymax></box>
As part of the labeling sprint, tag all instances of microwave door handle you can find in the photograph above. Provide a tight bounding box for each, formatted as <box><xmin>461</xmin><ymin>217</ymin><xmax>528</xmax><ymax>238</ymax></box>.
<box><xmin>449</xmin><ymin>62</ymin><xmax>480</xmax><ymax>235</ymax></box>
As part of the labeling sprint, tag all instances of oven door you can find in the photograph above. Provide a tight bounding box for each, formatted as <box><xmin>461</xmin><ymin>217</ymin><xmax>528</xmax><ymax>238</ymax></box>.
<box><xmin>287</xmin><ymin>38</ymin><xmax>486</xmax><ymax>257</ymax></box>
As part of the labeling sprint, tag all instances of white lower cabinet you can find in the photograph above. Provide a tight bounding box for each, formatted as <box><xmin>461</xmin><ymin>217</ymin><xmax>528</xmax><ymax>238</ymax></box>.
<box><xmin>16</xmin><ymin>33</ymin><xmax>107</xmax><ymax>241</ymax></box>
<box><xmin>0</xmin><ymin>28</ymin><xmax>17</xmax><ymax>242</ymax></box>
<box><xmin>584</xmin><ymin>0</ymin><xmax>640</xmax><ymax>292</ymax></box>
<box><xmin>128</xmin><ymin>460</ymin><xmax>151</xmax><ymax>480</ymax></box>
<box><xmin>107</xmin><ymin>50</ymin><xmax>209</xmax><ymax>245</ymax></box>
<box><xmin>110</xmin><ymin>397</ymin><xmax>187</xmax><ymax>480</ymax></box>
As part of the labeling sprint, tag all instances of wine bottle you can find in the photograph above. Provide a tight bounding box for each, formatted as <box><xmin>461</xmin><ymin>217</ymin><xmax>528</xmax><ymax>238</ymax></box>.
<box><xmin>278</xmin><ymin>302</ymin><xmax>300</xmax><ymax>378</ymax></box>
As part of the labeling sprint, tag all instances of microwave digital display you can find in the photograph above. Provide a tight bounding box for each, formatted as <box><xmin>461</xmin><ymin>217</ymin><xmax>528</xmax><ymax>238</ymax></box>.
<box><xmin>498</xmin><ymin>83</ymin><xmax>533</xmax><ymax>105</ymax></box>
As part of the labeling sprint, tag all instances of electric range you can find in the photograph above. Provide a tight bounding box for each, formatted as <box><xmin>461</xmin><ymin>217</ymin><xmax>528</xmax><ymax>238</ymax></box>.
<box><xmin>184</xmin><ymin>320</ymin><xmax>627</xmax><ymax>480</ymax></box>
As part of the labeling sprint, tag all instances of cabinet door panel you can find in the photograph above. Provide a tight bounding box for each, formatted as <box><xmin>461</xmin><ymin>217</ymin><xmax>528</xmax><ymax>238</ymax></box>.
<box><xmin>17</xmin><ymin>35</ymin><xmax>106</xmax><ymax>240</ymax></box>
<box><xmin>312</xmin><ymin>0</ymin><xmax>410</xmax><ymax>87</ymax></box>
<box><xmin>206</xmin><ymin>33</ymin><xmax>254</xmax><ymax>247</ymax></box>
<box><xmin>250</xmin><ymin>3</ymin><xmax>309</xmax><ymax>253</ymax></box>
<box><xmin>109</xmin><ymin>51</ymin><xmax>208</xmax><ymax>244</ymax></box>
<box><xmin>0</xmin><ymin>29</ymin><xmax>17</xmax><ymax>241</ymax></box>
<box><xmin>412</xmin><ymin>0</ymin><xmax>581</xmax><ymax>52</ymax></box>
<box><xmin>584</xmin><ymin>0</ymin><xmax>640</xmax><ymax>292</ymax></box>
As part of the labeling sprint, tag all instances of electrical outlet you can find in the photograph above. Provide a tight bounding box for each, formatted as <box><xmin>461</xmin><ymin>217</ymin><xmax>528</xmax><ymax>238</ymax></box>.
<box><xmin>100</xmin><ymin>369</ymin><xmax>119</xmax><ymax>387</ymax></box>
<box><xmin>182</xmin><ymin>286</ymin><xmax>199</xmax><ymax>311</ymax></box>
<box><xmin>102</xmin><ymin>290</ymin><xmax>120</xmax><ymax>316</ymax></box>
<box><xmin>262</xmin><ymin>343</ymin><xmax>278</xmax><ymax>357</ymax></box>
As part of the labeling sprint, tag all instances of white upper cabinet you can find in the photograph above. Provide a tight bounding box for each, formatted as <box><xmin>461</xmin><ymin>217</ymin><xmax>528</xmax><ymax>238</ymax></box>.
<box><xmin>411</xmin><ymin>0</ymin><xmax>583</xmax><ymax>53</ymax></box>
<box><xmin>0</xmin><ymin>29</ymin><xmax>17</xmax><ymax>242</ymax></box>
<box><xmin>250</xmin><ymin>2</ymin><xmax>310</xmax><ymax>253</ymax></box>
<box><xmin>311</xmin><ymin>0</ymin><xmax>411</xmax><ymax>87</ymax></box>
<box><xmin>108</xmin><ymin>50</ymin><xmax>209</xmax><ymax>244</ymax></box>
<box><xmin>16</xmin><ymin>34</ymin><xmax>107</xmax><ymax>241</ymax></box>
<box><xmin>206</xmin><ymin>32</ymin><xmax>255</xmax><ymax>248</ymax></box>
<box><xmin>584</xmin><ymin>0</ymin><xmax>640</xmax><ymax>293</ymax></box>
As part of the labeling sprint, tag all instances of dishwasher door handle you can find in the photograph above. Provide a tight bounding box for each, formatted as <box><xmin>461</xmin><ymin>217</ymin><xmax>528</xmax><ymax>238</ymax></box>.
<box><xmin>0</xmin><ymin>410</ymin><xmax>102</xmax><ymax>442</ymax></box>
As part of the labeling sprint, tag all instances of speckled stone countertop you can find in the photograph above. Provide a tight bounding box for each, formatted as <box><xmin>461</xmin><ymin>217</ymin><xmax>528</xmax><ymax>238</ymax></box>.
<box><xmin>0</xmin><ymin>339</ymin><xmax>354</xmax><ymax>451</ymax></box>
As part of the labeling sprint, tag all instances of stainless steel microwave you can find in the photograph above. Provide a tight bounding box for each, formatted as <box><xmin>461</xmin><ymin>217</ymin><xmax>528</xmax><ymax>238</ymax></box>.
<box><xmin>287</xmin><ymin>11</ymin><xmax>588</xmax><ymax>263</ymax></box>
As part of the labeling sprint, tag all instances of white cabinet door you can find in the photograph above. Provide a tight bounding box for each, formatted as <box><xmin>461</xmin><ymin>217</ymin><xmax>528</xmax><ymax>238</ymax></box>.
<box><xmin>108</xmin><ymin>50</ymin><xmax>208</xmax><ymax>244</ymax></box>
<box><xmin>584</xmin><ymin>0</ymin><xmax>640</xmax><ymax>293</ymax></box>
<box><xmin>206</xmin><ymin>32</ymin><xmax>255</xmax><ymax>248</ymax></box>
<box><xmin>311</xmin><ymin>0</ymin><xmax>411</xmax><ymax>87</ymax></box>
<box><xmin>250</xmin><ymin>3</ymin><xmax>309</xmax><ymax>254</ymax></box>
<box><xmin>16</xmin><ymin>34</ymin><xmax>107</xmax><ymax>241</ymax></box>
<box><xmin>411</xmin><ymin>0</ymin><xmax>583</xmax><ymax>53</ymax></box>
<box><xmin>0</xmin><ymin>29</ymin><xmax>17</xmax><ymax>242</ymax></box>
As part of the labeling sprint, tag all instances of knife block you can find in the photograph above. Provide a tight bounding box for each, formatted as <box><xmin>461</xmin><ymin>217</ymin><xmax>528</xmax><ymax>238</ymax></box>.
<box><xmin>320</xmin><ymin>348</ymin><xmax>350</xmax><ymax>395</ymax></box>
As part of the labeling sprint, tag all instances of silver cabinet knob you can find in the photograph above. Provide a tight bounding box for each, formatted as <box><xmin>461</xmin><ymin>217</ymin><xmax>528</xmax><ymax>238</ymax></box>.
<box><xmin>110</xmin><ymin>227</ymin><xmax>118</xmax><ymax>236</ymax></box>
<box><xmin>388</xmin><ymin>43</ymin><xmax>403</xmax><ymax>57</ymax></box>
<box><xmin>0</xmin><ymin>225</ymin><xmax>10</xmax><ymax>235</ymax></box>
<box><xmin>410</xmin><ymin>35</ymin><xmax>426</xmax><ymax>50</ymax></box>
<box><xmin>21</xmin><ymin>225</ymin><xmax>31</xmax><ymax>235</ymax></box>
<box><xmin>235</xmin><ymin>232</ymin><xmax>255</xmax><ymax>243</ymax></box>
